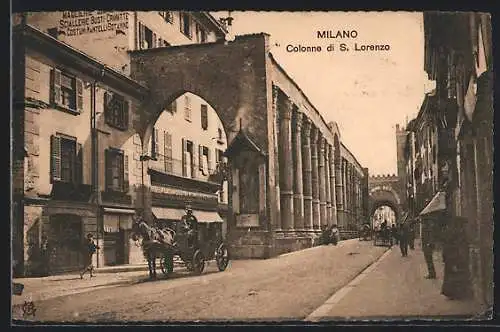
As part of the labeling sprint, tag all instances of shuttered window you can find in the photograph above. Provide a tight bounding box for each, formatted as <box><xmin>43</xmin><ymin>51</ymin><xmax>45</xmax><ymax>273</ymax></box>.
<box><xmin>164</xmin><ymin>131</ymin><xmax>172</xmax><ymax>172</ymax></box>
<box><xmin>50</xmin><ymin>68</ymin><xmax>83</xmax><ymax>113</ymax></box>
<box><xmin>180</xmin><ymin>12</ymin><xmax>192</xmax><ymax>39</ymax></box>
<box><xmin>105</xmin><ymin>148</ymin><xmax>129</xmax><ymax>192</ymax></box>
<box><xmin>104</xmin><ymin>91</ymin><xmax>129</xmax><ymax>130</ymax></box>
<box><xmin>184</xmin><ymin>95</ymin><xmax>192</xmax><ymax>121</ymax></box>
<box><xmin>200</xmin><ymin>104</ymin><xmax>208</xmax><ymax>130</ymax></box>
<box><xmin>50</xmin><ymin>134</ymin><xmax>82</xmax><ymax>184</ymax></box>
<box><xmin>151</xmin><ymin>127</ymin><xmax>159</xmax><ymax>159</ymax></box>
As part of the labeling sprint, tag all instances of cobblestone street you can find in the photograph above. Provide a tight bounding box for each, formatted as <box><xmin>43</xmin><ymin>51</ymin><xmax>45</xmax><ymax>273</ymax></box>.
<box><xmin>13</xmin><ymin>239</ymin><xmax>387</xmax><ymax>322</ymax></box>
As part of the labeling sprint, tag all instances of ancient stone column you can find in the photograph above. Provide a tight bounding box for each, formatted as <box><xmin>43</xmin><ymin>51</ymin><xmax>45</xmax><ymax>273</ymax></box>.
<box><xmin>272</xmin><ymin>85</ymin><xmax>281</xmax><ymax>231</ymax></box>
<box><xmin>279</xmin><ymin>96</ymin><xmax>294</xmax><ymax>230</ymax></box>
<box><xmin>335</xmin><ymin>157</ymin><xmax>344</xmax><ymax>228</ymax></box>
<box><xmin>329</xmin><ymin>145</ymin><xmax>338</xmax><ymax>226</ymax></box>
<box><xmin>325</xmin><ymin>144</ymin><xmax>332</xmax><ymax>226</ymax></box>
<box><xmin>318</xmin><ymin>137</ymin><xmax>327</xmax><ymax>228</ymax></box>
<box><xmin>302</xmin><ymin>118</ymin><xmax>313</xmax><ymax>230</ymax></box>
<box><xmin>293</xmin><ymin>110</ymin><xmax>304</xmax><ymax>230</ymax></box>
<box><xmin>311</xmin><ymin>127</ymin><xmax>320</xmax><ymax>230</ymax></box>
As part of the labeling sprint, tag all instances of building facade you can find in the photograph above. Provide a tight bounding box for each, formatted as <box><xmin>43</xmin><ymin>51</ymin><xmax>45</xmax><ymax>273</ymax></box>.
<box><xmin>12</xmin><ymin>12</ymin><xmax>229</xmax><ymax>276</ymax></box>
<box><xmin>404</xmin><ymin>12</ymin><xmax>493</xmax><ymax>307</ymax></box>
<box><xmin>12</xmin><ymin>23</ymin><xmax>150</xmax><ymax>275</ymax></box>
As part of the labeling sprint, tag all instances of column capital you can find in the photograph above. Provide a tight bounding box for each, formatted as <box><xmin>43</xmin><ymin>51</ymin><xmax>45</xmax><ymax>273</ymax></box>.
<box><xmin>311</xmin><ymin>125</ymin><xmax>319</xmax><ymax>142</ymax></box>
<box><xmin>280</xmin><ymin>97</ymin><xmax>294</xmax><ymax>120</ymax></box>
<box><xmin>293</xmin><ymin>110</ymin><xmax>303</xmax><ymax>132</ymax></box>
<box><xmin>319</xmin><ymin>137</ymin><xmax>327</xmax><ymax>151</ymax></box>
<box><xmin>302</xmin><ymin>117</ymin><xmax>312</xmax><ymax>137</ymax></box>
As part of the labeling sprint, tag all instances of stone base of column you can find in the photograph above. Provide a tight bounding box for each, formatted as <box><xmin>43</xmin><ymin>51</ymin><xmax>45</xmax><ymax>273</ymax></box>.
<box><xmin>320</xmin><ymin>202</ymin><xmax>327</xmax><ymax>228</ymax></box>
<box><xmin>280</xmin><ymin>191</ymin><xmax>294</xmax><ymax>230</ymax></box>
<box><xmin>273</xmin><ymin>229</ymin><xmax>314</xmax><ymax>255</ymax></box>
<box><xmin>293</xmin><ymin>194</ymin><xmax>304</xmax><ymax>230</ymax></box>
<box><xmin>312</xmin><ymin>199</ymin><xmax>320</xmax><ymax>229</ymax></box>
<box><xmin>227</xmin><ymin>229</ymin><xmax>274</xmax><ymax>259</ymax></box>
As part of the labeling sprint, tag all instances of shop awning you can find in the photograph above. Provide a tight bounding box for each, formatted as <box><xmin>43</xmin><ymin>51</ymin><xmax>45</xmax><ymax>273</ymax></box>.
<box><xmin>152</xmin><ymin>207</ymin><xmax>185</xmax><ymax>220</ymax></box>
<box><xmin>152</xmin><ymin>207</ymin><xmax>224</xmax><ymax>223</ymax></box>
<box><xmin>103</xmin><ymin>207</ymin><xmax>136</xmax><ymax>214</ymax></box>
<box><xmin>419</xmin><ymin>191</ymin><xmax>446</xmax><ymax>216</ymax></box>
<box><xmin>194</xmin><ymin>210</ymin><xmax>224</xmax><ymax>223</ymax></box>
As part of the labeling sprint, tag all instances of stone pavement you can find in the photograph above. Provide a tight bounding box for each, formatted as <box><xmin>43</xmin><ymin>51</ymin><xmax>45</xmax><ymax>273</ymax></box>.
<box><xmin>307</xmin><ymin>241</ymin><xmax>488</xmax><ymax>321</ymax></box>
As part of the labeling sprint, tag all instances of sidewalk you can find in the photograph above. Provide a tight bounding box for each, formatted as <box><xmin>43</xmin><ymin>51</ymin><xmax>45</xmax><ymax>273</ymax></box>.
<box><xmin>312</xmin><ymin>241</ymin><xmax>488</xmax><ymax>320</ymax></box>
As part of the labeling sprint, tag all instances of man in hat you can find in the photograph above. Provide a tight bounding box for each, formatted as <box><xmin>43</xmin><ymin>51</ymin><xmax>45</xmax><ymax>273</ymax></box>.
<box><xmin>80</xmin><ymin>233</ymin><xmax>99</xmax><ymax>279</ymax></box>
<box><xmin>180</xmin><ymin>205</ymin><xmax>198</xmax><ymax>248</ymax></box>
<box><xmin>421</xmin><ymin>214</ymin><xmax>437</xmax><ymax>279</ymax></box>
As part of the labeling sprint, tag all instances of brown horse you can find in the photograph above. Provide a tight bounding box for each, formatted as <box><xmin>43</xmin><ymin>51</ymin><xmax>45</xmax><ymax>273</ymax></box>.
<box><xmin>131</xmin><ymin>220</ymin><xmax>176</xmax><ymax>279</ymax></box>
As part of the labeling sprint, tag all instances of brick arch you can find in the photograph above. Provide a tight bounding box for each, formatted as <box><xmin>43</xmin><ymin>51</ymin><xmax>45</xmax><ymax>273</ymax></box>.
<box><xmin>369</xmin><ymin>188</ymin><xmax>403</xmax><ymax>222</ymax></box>
<box><xmin>129</xmin><ymin>34</ymin><xmax>271</xmax><ymax>154</ymax></box>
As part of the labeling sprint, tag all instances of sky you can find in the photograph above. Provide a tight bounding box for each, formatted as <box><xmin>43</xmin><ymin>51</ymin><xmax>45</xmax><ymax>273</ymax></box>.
<box><xmin>212</xmin><ymin>11</ymin><xmax>435</xmax><ymax>175</ymax></box>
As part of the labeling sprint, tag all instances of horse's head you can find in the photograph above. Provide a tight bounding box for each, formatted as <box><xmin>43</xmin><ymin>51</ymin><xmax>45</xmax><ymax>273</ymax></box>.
<box><xmin>131</xmin><ymin>219</ymin><xmax>146</xmax><ymax>242</ymax></box>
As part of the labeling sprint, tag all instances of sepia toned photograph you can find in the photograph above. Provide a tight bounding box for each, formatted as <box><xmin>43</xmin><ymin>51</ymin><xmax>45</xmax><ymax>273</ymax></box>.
<box><xmin>11</xmin><ymin>10</ymin><xmax>493</xmax><ymax>324</ymax></box>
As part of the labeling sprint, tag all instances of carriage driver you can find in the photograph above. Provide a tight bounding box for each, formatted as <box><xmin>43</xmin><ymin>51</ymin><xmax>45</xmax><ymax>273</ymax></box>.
<box><xmin>181</xmin><ymin>205</ymin><xmax>198</xmax><ymax>248</ymax></box>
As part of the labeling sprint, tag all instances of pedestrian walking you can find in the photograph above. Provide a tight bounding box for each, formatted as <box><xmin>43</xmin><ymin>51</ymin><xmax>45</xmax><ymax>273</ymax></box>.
<box><xmin>421</xmin><ymin>215</ymin><xmax>436</xmax><ymax>279</ymax></box>
<box><xmin>391</xmin><ymin>223</ymin><xmax>399</xmax><ymax>246</ymax></box>
<box><xmin>408</xmin><ymin>219</ymin><xmax>415</xmax><ymax>250</ymax></box>
<box><xmin>80</xmin><ymin>233</ymin><xmax>99</xmax><ymax>279</ymax></box>
<box><xmin>398</xmin><ymin>222</ymin><xmax>409</xmax><ymax>257</ymax></box>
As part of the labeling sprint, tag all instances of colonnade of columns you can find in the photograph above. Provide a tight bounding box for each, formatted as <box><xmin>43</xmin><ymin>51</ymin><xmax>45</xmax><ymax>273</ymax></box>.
<box><xmin>274</xmin><ymin>86</ymin><xmax>366</xmax><ymax>232</ymax></box>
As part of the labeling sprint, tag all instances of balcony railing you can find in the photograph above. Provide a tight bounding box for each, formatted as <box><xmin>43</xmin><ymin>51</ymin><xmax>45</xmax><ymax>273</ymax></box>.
<box><xmin>148</xmin><ymin>157</ymin><xmax>228</xmax><ymax>184</ymax></box>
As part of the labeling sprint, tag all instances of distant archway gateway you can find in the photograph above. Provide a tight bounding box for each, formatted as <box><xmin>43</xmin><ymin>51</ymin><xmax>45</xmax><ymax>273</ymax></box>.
<box><xmin>129</xmin><ymin>33</ymin><xmax>369</xmax><ymax>258</ymax></box>
<box><xmin>368</xmin><ymin>174</ymin><xmax>406</xmax><ymax>226</ymax></box>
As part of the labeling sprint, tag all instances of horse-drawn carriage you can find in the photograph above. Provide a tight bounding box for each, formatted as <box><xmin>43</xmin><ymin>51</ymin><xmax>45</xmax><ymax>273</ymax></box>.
<box><xmin>131</xmin><ymin>214</ymin><xmax>230</xmax><ymax>279</ymax></box>
<box><xmin>359</xmin><ymin>224</ymin><xmax>373</xmax><ymax>241</ymax></box>
<box><xmin>373</xmin><ymin>226</ymin><xmax>392</xmax><ymax>247</ymax></box>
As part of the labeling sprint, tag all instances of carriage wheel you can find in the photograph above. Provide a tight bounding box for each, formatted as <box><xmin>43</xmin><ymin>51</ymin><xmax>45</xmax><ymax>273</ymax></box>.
<box><xmin>215</xmin><ymin>243</ymin><xmax>230</xmax><ymax>272</ymax></box>
<box><xmin>191</xmin><ymin>249</ymin><xmax>205</xmax><ymax>275</ymax></box>
<box><xmin>160</xmin><ymin>253</ymin><xmax>174</xmax><ymax>276</ymax></box>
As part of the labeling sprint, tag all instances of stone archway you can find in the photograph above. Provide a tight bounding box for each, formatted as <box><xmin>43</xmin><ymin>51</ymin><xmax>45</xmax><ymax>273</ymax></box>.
<box><xmin>128</xmin><ymin>34</ymin><xmax>278</xmax><ymax>258</ymax></box>
<box><xmin>129</xmin><ymin>34</ymin><xmax>271</xmax><ymax>153</ymax></box>
<box><xmin>369</xmin><ymin>188</ymin><xmax>403</xmax><ymax>224</ymax></box>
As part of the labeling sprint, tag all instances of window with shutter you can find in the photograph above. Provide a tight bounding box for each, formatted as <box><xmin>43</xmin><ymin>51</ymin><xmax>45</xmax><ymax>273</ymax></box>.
<box><xmin>75</xmin><ymin>143</ymin><xmax>83</xmax><ymax>184</ymax></box>
<box><xmin>50</xmin><ymin>135</ymin><xmax>62</xmax><ymax>182</ymax></box>
<box><xmin>76</xmin><ymin>78</ymin><xmax>83</xmax><ymax>113</ymax></box>
<box><xmin>182</xmin><ymin>138</ymin><xmax>187</xmax><ymax>177</ymax></box>
<box><xmin>184</xmin><ymin>95</ymin><xmax>192</xmax><ymax>121</ymax></box>
<box><xmin>51</xmin><ymin>134</ymin><xmax>79</xmax><ymax>183</ymax></box>
<box><xmin>104</xmin><ymin>91</ymin><xmax>128</xmax><ymax>130</ymax></box>
<box><xmin>164</xmin><ymin>131</ymin><xmax>173</xmax><ymax>173</ymax></box>
<box><xmin>180</xmin><ymin>12</ymin><xmax>192</xmax><ymax>39</ymax></box>
<box><xmin>207</xmin><ymin>148</ymin><xmax>212</xmax><ymax>173</ymax></box>
<box><xmin>105</xmin><ymin>148</ymin><xmax>127</xmax><ymax>192</ymax></box>
<box><xmin>123</xmin><ymin>154</ymin><xmax>129</xmax><ymax>192</ymax></box>
<box><xmin>190</xmin><ymin>141</ymin><xmax>196</xmax><ymax>178</ymax></box>
<box><xmin>51</xmin><ymin>69</ymin><xmax>82</xmax><ymax>114</ymax></box>
<box><xmin>151</xmin><ymin>127</ymin><xmax>157</xmax><ymax>158</ymax></box>
<box><xmin>201</xmin><ymin>104</ymin><xmax>208</xmax><ymax>130</ymax></box>
<box><xmin>199</xmin><ymin>145</ymin><xmax>204</xmax><ymax>172</ymax></box>
<box><xmin>50</xmin><ymin>69</ymin><xmax>62</xmax><ymax>106</ymax></box>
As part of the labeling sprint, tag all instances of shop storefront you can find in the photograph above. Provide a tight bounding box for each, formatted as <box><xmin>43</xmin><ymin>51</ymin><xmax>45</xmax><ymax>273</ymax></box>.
<box><xmin>102</xmin><ymin>207</ymin><xmax>143</xmax><ymax>265</ymax></box>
